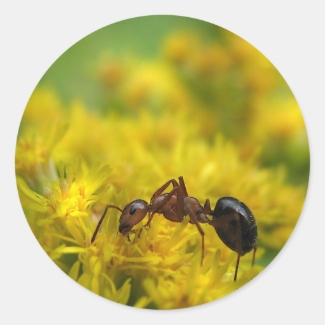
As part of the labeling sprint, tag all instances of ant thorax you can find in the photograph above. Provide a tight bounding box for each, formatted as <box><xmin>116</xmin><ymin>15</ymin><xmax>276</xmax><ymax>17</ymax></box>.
<box><xmin>151</xmin><ymin>193</ymin><xmax>178</xmax><ymax>213</ymax></box>
<box><xmin>151</xmin><ymin>193</ymin><xmax>180</xmax><ymax>222</ymax></box>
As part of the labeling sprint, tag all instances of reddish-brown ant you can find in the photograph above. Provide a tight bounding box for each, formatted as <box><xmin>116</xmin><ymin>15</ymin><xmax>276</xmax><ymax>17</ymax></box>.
<box><xmin>91</xmin><ymin>176</ymin><xmax>257</xmax><ymax>281</ymax></box>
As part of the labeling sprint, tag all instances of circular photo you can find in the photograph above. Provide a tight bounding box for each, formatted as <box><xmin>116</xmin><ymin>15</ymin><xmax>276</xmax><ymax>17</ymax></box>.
<box><xmin>15</xmin><ymin>15</ymin><xmax>309</xmax><ymax>309</ymax></box>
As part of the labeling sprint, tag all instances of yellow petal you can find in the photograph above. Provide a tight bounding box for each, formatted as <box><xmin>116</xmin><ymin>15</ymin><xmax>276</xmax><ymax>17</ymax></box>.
<box><xmin>134</xmin><ymin>296</ymin><xmax>152</xmax><ymax>309</ymax></box>
<box><xmin>68</xmin><ymin>260</ymin><xmax>80</xmax><ymax>281</ymax></box>
<box><xmin>65</xmin><ymin>219</ymin><xmax>85</xmax><ymax>246</ymax></box>
<box><xmin>56</xmin><ymin>202</ymin><xmax>68</xmax><ymax>217</ymax></box>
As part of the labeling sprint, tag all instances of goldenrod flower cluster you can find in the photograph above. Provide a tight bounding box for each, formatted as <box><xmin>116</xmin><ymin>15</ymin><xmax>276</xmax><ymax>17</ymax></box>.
<box><xmin>16</xmin><ymin>28</ymin><xmax>309</xmax><ymax>309</ymax></box>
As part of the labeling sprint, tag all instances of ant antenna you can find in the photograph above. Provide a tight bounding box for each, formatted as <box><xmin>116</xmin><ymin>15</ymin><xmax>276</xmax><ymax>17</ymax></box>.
<box><xmin>91</xmin><ymin>205</ymin><xmax>123</xmax><ymax>243</ymax></box>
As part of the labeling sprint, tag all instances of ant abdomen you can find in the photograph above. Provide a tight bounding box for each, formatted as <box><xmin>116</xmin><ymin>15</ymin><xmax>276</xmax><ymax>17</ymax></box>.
<box><xmin>209</xmin><ymin>197</ymin><xmax>257</xmax><ymax>281</ymax></box>
<box><xmin>210</xmin><ymin>197</ymin><xmax>257</xmax><ymax>256</ymax></box>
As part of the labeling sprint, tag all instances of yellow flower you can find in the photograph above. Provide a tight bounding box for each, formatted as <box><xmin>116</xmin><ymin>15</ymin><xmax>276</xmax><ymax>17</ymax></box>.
<box><xmin>16</xmin><ymin>101</ymin><xmax>306</xmax><ymax>308</ymax></box>
<box><xmin>17</xmin><ymin>157</ymin><xmax>112</xmax><ymax>259</ymax></box>
<box><xmin>163</xmin><ymin>32</ymin><xmax>198</xmax><ymax>64</ymax></box>
<box><xmin>16</xmin><ymin>29</ymin><xmax>308</xmax><ymax>309</ymax></box>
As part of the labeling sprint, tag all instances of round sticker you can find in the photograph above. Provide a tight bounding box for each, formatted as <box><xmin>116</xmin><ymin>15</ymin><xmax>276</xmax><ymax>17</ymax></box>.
<box><xmin>15</xmin><ymin>15</ymin><xmax>309</xmax><ymax>309</ymax></box>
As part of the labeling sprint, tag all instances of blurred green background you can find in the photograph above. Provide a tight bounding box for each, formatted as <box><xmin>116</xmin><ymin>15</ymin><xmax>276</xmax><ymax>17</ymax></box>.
<box><xmin>39</xmin><ymin>16</ymin><xmax>217</xmax><ymax>109</ymax></box>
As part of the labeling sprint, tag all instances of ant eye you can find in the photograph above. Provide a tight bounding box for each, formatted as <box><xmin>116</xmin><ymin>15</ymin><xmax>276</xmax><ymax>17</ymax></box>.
<box><xmin>129</xmin><ymin>205</ymin><xmax>137</xmax><ymax>215</ymax></box>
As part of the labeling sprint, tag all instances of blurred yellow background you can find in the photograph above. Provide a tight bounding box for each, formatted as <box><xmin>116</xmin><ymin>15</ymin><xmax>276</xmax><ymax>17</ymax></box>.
<box><xmin>24</xmin><ymin>15</ymin><xmax>309</xmax><ymax>185</ymax></box>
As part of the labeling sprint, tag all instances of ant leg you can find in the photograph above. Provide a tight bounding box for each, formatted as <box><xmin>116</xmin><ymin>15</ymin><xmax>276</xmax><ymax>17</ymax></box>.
<box><xmin>151</xmin><ymin>179</ymin><xmax>179</xmax><ymax>200</ymax></box>
<box><xmin>143</xmin><ymin>212</ymin><xmax>157</xmax><ymax>228</ymax></box>
<box><xmin>234</xmin><ymin>218</ymin><xmax>243</xmax><ymax>281</ymax></box>
<box><xmin>140</xmin><ymin>186</ymin><xmax>182</xmax><ymax>234</ymax></box>
<box><xmin>139</xmin><ymin>212</ymin><xmax>157</xmax><ymax>238</ymax></box>
<box><xmin>234</xmin><ymin>253</ymin><xmax>241</xmax><ymax>281</ymax></box>
<box><xmin>174</xmin><ymin>186</ymin><xmax>184</xmax><ymax>222</ymax></box>
<box><xmin>252</xmin><ymin>244</ymin><xmax>257</xmax><ymax>266</ymax></box>
<box><xmin>126</xmin><ymin>229</ymin><xmax>137</xmax><ymax>241</ymax></box>
<box><xmin>152</xmin><ymin>186</ymin><xmax>180</xmax><ymax>212</ymax></box>
<box><xmin>91</xmin><ymin>205</ymin><xmax>123</xmax><ymax>243</ymax></box>
<box><xmin>178</xmin><ymin>176</ymin><xmax>189</xmax><ymax>197</ymax></box>
<box><xmin>183</xmin><ymin>200</ymin><xmax>205</xmax><ymax>266</ymax></box>
<box><xmin>212</xmin><ymin>213</ymin><xmax>242</xmax><ymax>281</ymax></box>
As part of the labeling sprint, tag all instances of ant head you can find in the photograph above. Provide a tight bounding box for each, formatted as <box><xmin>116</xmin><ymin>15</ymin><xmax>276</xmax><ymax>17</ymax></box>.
<box><xmin>118</xmin><ymin>199</ymin><xmax>149</xmax><ymax>235</ymax></box>
<box><xmin>210</xmin><ymin>197</ymin><xmax>252</xmax><ymax>220</ymax></box>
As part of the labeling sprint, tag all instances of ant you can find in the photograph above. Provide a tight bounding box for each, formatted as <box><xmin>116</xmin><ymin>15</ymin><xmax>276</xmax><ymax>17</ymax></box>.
<box><xmin>91</xmin><ymin>176</ymin><xmax>257</xmax><ymax>281</ymax></box>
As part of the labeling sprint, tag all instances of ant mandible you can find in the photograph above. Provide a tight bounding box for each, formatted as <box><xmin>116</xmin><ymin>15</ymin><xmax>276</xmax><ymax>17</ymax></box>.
<box><xmin>91</xmin><ymin>176</ymin><xmax>258</xmax><ymax>281</ymax></box>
